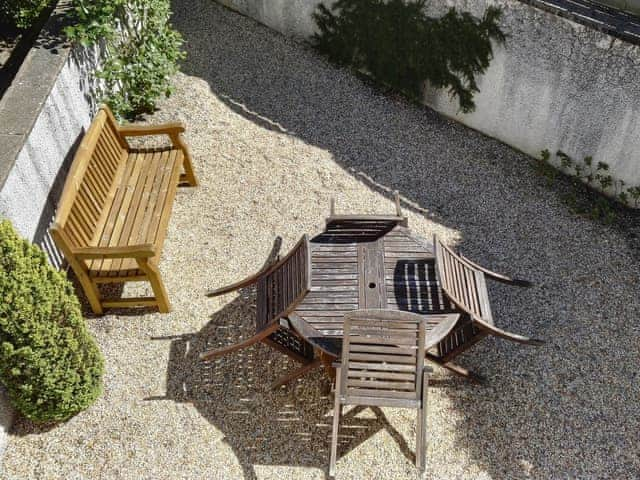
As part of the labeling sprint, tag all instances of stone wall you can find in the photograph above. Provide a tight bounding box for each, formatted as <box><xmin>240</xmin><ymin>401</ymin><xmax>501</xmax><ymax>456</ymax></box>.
<box><xmin>0</xmin><ymin>46</ymin><xmax>97</xmax><ymax>262</ymax></box>
<box><xmin>0</xmin><ymin>1</ymin><xmax>99</xmax><ymax>458</ymax></box>
<box><xmin>215</xmin><ymin>0</ymin><xmax>640</xmax><ymax>196</ymax></box>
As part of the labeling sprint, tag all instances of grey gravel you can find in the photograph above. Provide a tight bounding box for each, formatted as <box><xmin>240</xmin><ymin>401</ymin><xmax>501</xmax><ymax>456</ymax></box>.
<box><xmin>2</xmin><ymin>1</ymin><xmax>640</xmax><ymax>478</ymax></box>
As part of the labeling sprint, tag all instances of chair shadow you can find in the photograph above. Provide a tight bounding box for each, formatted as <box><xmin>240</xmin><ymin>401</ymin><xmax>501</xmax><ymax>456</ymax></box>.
<box><xmin>148</xmin><ymin>291</ymin><xmax>416</xmax><ymax>479</ymax></box>
<box><xmin>156</xmin><ymin>1</ymin><xmax>640</xmax><ymax>476</ymax></box>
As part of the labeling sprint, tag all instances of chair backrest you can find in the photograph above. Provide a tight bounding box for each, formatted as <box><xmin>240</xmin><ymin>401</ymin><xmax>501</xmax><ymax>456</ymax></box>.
<box><xmin>54</xmin><ymin>106</ymin><xmax>128</xmax><ymax>248</ymax></box>
<box><xmin>324</xmin><ymin>216</ymin><xmax>405</xmax><ymax>243</ymax></box>
<box><xmin>325</xmin><ymin>192</ymin><xmax>408</xmax><ymax>240</ymax></box>
<box><xmin>255</xmin><ymin>234</ymin><xmax>312</xmax><ymax>332</ymax></box>
<box><xmin>339</xmin><ymin>309</ymin><xmax>426</xmax><ymax>407</ymax></box>
<box><xmin>433</xmin><ymin>236</ymin><xmax>493</xmax><ymax>325</ymax></box>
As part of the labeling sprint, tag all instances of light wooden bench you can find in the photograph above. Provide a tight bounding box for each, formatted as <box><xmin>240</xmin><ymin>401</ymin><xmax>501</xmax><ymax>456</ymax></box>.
<box><xmin>50</xmin><ymin>105</ymin><xmax>198</xmax><ymax>314</ymax></box>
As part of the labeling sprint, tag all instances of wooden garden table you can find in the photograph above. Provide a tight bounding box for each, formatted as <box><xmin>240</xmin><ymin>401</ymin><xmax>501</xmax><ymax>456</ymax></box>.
<box><xmin>288</xmin><ymin>216</ymin><xmax>461</xmax><ymax>375</ymax></box>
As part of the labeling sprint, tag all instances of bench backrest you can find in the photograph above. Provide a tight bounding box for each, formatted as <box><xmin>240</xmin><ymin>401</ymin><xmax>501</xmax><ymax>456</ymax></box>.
<box><xmin>55</xmin><ymin>107</ymin><xmax>128</xmax><ymax>248</ymax></box>
<box><xmin>433</xmin><ymin>236</ymin><xmax>493</xmax><ymax>325</ymax></box>
<box><xmin>255</xmin><ymin>235</ymin><xmax>311</xmax><ymax>332</ymax></box>
<box><xmin>339</xmin><ymin>309</ymin><xmax>426</xmax><ymax>407</ymax></box>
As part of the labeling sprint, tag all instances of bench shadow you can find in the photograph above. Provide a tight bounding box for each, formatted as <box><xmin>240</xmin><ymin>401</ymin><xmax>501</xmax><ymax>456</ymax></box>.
<box><xmin>149</xmin><ymin>290</ymin><xmax>417</xmax><ymax>479</ymax></box>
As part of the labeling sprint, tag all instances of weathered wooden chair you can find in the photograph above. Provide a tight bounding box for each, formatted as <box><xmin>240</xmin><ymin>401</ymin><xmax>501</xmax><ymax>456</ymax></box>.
<box><xmin>50</xmin><ymin>105</ymin><xmax>197</xmax><ymax>314</ymax></box>
<box><xmin>200</xmin><ymin>235</ymin><xmax>320</xmax><ymax>387</ymax></box>
<box><xmin>330</xmin><ymin>309</ymin><xmax>460</xmax><ymax>477</ymax></box>
<box><xmin>431</xmin><ymin>236</ymin><xmax>543</xmax><ymax>380</ymax></box>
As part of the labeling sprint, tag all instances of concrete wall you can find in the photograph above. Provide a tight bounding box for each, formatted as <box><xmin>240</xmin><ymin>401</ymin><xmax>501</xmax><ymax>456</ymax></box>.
<box><xmin>0</xmin><ymin>388</ymin><xmax>12</xmax><ymax>459</ymax></box>
<box><xmin>216</xmin><ymin>0</ymin><xmax>640</xmax><ymax>195</ymax></box>
<box><xmin>0</xmin><ymin>47</ymin><xmax>97</xmax><ymax>261</ymax></box>
<box><xmin>597</xmin><ymin>0</ymin><xmax>640</xmax><ymax>16</ymax></box>
<box><xmin>0</xmin><ymin>1</ymin><xmax>99</xmax><ymax>460</ymax></box>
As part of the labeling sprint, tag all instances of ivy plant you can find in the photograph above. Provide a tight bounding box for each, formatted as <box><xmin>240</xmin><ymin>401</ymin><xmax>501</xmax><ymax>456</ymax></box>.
<box><xmin>313</xmin><ymin>0</ymin><xmax>505</xmax><ymax>112</ymax></box>
<box><xmin>536</xmin><ymin>149</ymin><xmax>640</xmax><ymax>222</ymax></box>
<box><xmin>66</xmin><ymin>0</ymin><xmax>185</xmax><ymax>119</ymax></box>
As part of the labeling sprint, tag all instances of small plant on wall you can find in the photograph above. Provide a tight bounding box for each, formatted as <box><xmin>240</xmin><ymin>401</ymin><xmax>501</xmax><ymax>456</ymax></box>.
<box><xmin>0</xmin><ymin>220</ymin><xmax>104</xmax><ymax>422</ymax></box>
<box><xmin>535</xmin><ymin>150</ymin><xmax>640</xmax><ymax>223</ymax></box>
<box><xmin>313</xmin><ymin>0</ymin><xmax>505</xmax><ymax>112</ymax></box>
<box><xmin>66</xmin><ymin>0</ymin><xmax>185</xmax><ymax>120</ymax></box>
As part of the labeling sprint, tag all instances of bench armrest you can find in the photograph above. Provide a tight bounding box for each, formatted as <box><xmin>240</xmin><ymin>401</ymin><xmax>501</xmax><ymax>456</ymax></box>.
<box><xmin>118</xmin><ymin>123</ymin><xmax>185</xmax><ymax>137</ymax></box>
<box><xmin>72</xmin><ymin>244</ymin><xmax>157</xmax><ymax>259</ymax></box>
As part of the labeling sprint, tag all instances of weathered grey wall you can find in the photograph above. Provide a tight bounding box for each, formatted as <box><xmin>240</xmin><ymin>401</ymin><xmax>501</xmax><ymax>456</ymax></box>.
<box><xmin>215</xmin><ymin>0</ymin><xmax>640</xmax><ymax>195</ymax></box>
<box><xmin>597</xmin><ymin>0</ymin><xmax>640</xmax><ymax>16</ymax></box>
<box><xmin>0</xmin><ymin>2</ymin><xmax>99</xmax><ymax>460</ymax></box>
<box><xmin>0</xmin><ymin>47</ymin><xmax>96</xmax><ymax>260</ymax></box>
<box><xmin>0</xmin><ymin>389</ymin><xmax>11</xmax><ymax>459</ymax></box>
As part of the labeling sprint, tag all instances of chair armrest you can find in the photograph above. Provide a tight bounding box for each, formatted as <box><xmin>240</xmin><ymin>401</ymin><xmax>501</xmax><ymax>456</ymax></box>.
<box><xmin>118</xmin><ymin>123</ymin><xmax>185</xmax><ymax>137</ymax></box>
<box><xmin>459</xmin><ymin>253</ymin><xmax>533</xmax><ymax>287</ymax></box>
<box><xmin>72</xmin><ymin>244</ymin><xmax>156</xmax><ymax>260</ymax></box>
<box><xmin>206</xmin><ymin>271</ymin><xmax>263</xmax><ymax>297</ymax></box>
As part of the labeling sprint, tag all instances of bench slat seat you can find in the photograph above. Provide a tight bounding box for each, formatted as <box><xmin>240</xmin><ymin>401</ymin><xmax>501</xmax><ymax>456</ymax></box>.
<box><xmin>50</xmin><ymin>105</ymin><xmax>198</xmax><ymax>314</ymax></box>
<box><xmin>88</xmin><ymin>147</ymin><xmax>183</xmax><ymax>277</ymax></box>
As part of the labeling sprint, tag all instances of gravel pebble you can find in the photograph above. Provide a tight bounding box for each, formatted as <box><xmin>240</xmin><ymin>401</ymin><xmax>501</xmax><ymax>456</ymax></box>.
<box><xmin>2</xmin><ymin>1</ymin><xmax>639</xmax><ymax>478</ymax></box>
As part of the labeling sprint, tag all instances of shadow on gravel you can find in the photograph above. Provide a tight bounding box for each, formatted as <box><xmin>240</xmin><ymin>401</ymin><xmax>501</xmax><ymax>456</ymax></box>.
<box><xmin>150</xmin><ymin>293</ymin><xmax>415</xmax><ymax>479</ymax></box>
<box><xmin>166</xmin><ymin>0</ymin><xmax>640</xmax><ymax>477</ymax></box>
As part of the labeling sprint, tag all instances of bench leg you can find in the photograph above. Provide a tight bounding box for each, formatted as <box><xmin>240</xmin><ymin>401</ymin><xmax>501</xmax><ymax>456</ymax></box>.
<box><xmin>49</xmin><ymin>228</ymin><xmax>104</xmax><ymax>314</ymax></box>
<box><xmin>80</xmin><ymin>275</ymin><xmax>103</xmax><ymax>315</ymax></box>
<box><xmin>138</xmin><ymin>259</ymin><xmax>171</xmax><ymax>313</ymax></box>
<box><xmin>180</xmin><ymin>154</ymin><xmax>198</xmax><ymax>187</ymax></box>
<box><xmin>68</xmin><ymin>263</ymin><xmax>102</xmax><ymax>315</ymax></box>
<box><xmin>171</xmin><ymin>133</ymin><xmax>198</xmax><ymax>187</ymax></box>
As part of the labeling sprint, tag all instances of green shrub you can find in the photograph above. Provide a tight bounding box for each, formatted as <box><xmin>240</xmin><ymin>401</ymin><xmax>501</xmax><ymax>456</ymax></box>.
<box><xmin>97</xmin><ymin>1</ymin><xmax>185</xmax><ymax>119</ymax></box>
<box><xmin>535</xmin><ymin>150</ymin><xmax>640</xmax><ymax>223</ymax></box>
<box><xmin>66</xmin><ymin>0</ymin><xmax>185</xmax><ymax>119</ymax></box>
<box><xmin>0</xmin><ymin>0</ymin><xmax>50</xmax><ymax>29</ymax></box>
<box><xmin>313</xmin><ymin>0</ymin><xmax>505</xmax><ymax>113</ymax></box>
<box><xmin>0</xmin><ymin>220</ymin><xmax>103</xmax><ymax>422</ymax></box>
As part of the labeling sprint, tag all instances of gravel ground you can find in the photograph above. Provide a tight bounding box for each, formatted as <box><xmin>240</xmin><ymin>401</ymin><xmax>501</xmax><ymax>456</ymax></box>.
<box><xmin>2</xmin><ymin>1</ymin><xmax>640</xmax><ymax>478</ymax></box>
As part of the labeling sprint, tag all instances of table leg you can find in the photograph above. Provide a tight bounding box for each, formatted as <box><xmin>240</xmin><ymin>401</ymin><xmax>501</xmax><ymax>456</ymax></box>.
<box><xmin>320</xmin><ymin>351</ymin><xmax>337</xmax><ymax>381</ymax></box>
<box><xmin>270</xmin><ymin>359</ymin><xmax>322</xmax><ymax>389</ymax></box>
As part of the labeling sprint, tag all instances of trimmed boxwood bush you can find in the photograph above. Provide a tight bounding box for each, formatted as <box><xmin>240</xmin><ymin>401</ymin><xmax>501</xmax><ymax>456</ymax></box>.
<box><xmin>0</xmin><ymin>220</ymin><xmax>104</xmax><ymax>422</ymax></box>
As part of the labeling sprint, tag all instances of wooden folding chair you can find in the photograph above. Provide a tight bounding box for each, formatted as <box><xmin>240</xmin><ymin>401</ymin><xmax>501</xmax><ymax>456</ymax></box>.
<box><xmin>431</xmin><ymin>236</ymin><xmax>543</xmax><ymax>381</ymax></box>
<box><xmin>329</xmin><ymin>309</ymin><xmax>460</xmax><ymax>477</ymax></box>
<box><xmin>200</xmin><ymin>235</ymin><xmax>321</xmax><ymax>387</ymax></box>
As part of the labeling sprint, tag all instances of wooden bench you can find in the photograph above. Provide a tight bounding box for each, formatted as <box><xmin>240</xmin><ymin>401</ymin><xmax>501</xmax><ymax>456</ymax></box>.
<box><xmin>50</xmin><ymin>105</ymin><xmax>198</xmax><ymax>314</ymax></box>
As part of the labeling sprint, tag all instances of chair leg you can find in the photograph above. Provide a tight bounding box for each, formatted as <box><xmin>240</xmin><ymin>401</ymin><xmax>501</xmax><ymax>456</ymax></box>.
<box><xmin>138</xmin><ymin>259</ymin><xmax>171</xmax><ymax>313</ymax></box>
<box><xmin>425</xmin><ymin>354</ymin><xmax>485</xmax><ymax>383</ymax></box>
<box><xmin>329</xmin><ymin>366</ymin><xmax>342</xmax><ymax>478</ymax></box>
<box><xmin>416</xmin><ymin>369</ymin><xmax>429</xmax><ymax>473</ymax></box>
